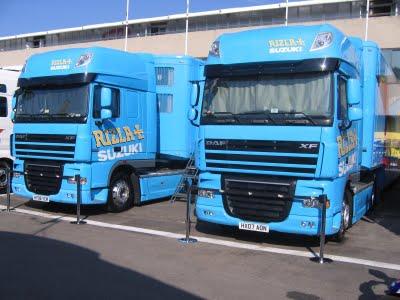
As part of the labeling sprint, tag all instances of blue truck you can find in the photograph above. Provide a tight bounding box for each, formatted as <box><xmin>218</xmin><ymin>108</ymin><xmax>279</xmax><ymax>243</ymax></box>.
<box><xmin>194</xmin><ymin>24</ymin><xmax>391</xmax><ymax>241</ymax></box>
<box><xmin>11</xmin><ymin>47</ymin><xmax>203</xmax><ymax>212</ymax></box>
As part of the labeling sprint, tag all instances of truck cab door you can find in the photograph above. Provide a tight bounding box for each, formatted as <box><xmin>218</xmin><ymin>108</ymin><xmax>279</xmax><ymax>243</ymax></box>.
<box><xmin>337</xmin><ymin>76</ymin><xmax>360</xmax><ymax>177</ymax></box>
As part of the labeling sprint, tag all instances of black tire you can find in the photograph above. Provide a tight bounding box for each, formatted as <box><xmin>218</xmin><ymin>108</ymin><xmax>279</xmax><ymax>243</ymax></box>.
<box><xmin>332</xmin><ymin>188</ymin><xmax>353</xmax><ymax>243</ymax></box>
<box><xmin>107</xmin><ymin>171</ymin><xmax>135</xmax><ymax>212</ymax></box>
<box><xmin>369</xmin><ymin>182</ymin><xmax>377</xmax><ymax>211</ymax></box>
<box><xmin>371</xmin><ymin>179</ymin><xmax>382</xmax><ymax>209</ymax></box>
<box><xmin>0</xmin><ymin>161</ymin><xmax>10</xmax><ymax>194</ymax></box>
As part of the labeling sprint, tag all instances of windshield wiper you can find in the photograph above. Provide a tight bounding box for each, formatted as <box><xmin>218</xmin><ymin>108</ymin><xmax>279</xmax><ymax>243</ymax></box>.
<box><xmin>236</xmin><ymin>110</ymin><xmax>277</xmax><ymax>124</ymax></box>
<box><xmin>15</xmin><ymin>113</ymin><xmax>35</xmax><ymax>117</ymax></box>
<box><xmin>272</xmin><ymin>111</ymin><xmax>317</xmax><ymax>125</ymax></box>
<box><xmin>205</xmin><ymin>112</ymin><xmax>241</xmax><ymax>123</ymax></box>
<box><xmin>51</xmin><ymin>113</ymin><xmax>82</xmax><ymax>118</ymax></box>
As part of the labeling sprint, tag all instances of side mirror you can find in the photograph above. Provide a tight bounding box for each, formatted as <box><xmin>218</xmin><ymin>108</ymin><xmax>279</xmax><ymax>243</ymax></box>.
<box><xmin>101</xmin><ymin>108</ymin><xmax>112</xmax><ymax>120</ymax></box>
<box><xmin>101</xmin><ymin>87</ymin><xmax>112</xmax><ymax>108</ymax></box>
<box><xmin>348</xmin><ymin>107</ymin><xmax>362</xmax><ymax>121</ymax></box>
<box><xmin>11</xmin><ymin>97</ymin><xmax>16</xmax><ymax>109</ymax></box>
<box><xmin>187</xmin><ymin>108</ymin><xmax>198</xmax><ymax>121</ymax></box>
<box><xmin>190</xmin><ymin>82</ymin><xmax>200</xmax><ymax>107</ymax></box>
<box><xmin>10</xmin><ymin>97</ymin><xmax>16</xmax><ymax>121</ymax></box>
<box><xmin>347</xmin><ymin>78</ymin><xmax>361</xmax><ymax>105</ymax></box>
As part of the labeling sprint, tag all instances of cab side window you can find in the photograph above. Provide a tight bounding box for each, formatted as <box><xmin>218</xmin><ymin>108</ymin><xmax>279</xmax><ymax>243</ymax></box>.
<box><xmin>0</xmin><ymin>84</ymin><xmax>6</xmax><ymax>93</ymax></box>
<box><xmin>338</xmin><ymin>78</ymin><xmax>348</xmax><ymax>120</ymax></box>
<box><xmin>0</xmin><ymin>96</ymin><xmax>7</xmax><ymax>117</ymax></box>
<box><xmin>93</xmin><ymin>86</ymin><xmax>120</xmax><ymax>118</ymax></box>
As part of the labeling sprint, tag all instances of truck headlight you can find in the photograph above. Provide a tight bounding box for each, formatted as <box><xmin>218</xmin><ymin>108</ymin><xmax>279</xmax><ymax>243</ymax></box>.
<box><xmin>310</xmin><ymin>32</ymin><xmax>333</xmax><ymax>51</ymax></box>
<box><xmin>198</xmin><ymin>189</ymin><xmax>215</xmax><ymax>199</ymax></box>
<box><xmin>302</xmin><ymin>197</ymin><xmax>330</xmax><ymax>208</ymax></box>
<box><xmin>67</xmin><ymin>177</ymin><xmax>87</xmax><ymax>185</ymax></box>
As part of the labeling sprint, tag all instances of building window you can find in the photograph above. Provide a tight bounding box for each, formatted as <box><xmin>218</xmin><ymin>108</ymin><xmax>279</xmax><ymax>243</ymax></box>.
<box><xmin>0</xmin><ymin>96</ymin><xmax>7</xmax><ymax>117</ymax></box>
<box><xmin>32</xmin><ymin>36</ymin><xmax>45</xmax><ymax>48</ymax></box>
<box><xmin>156</xmin><ymin>67</ymin><xmax>174</xmax><ymax>86</ymax></box>
<box><xmin>157</xmin><ymin>94</ymin><xmax>173</xmax><ymax>113</ymax></box>
<box><xmin>150</xmin><ymin>22</ymin><xmax>167</xmax><ymax>35</ymax></box>
<box><xmin>382</xmin><ymin>48</ymin><xmax>400</xmax><ymax>79</ymax></box>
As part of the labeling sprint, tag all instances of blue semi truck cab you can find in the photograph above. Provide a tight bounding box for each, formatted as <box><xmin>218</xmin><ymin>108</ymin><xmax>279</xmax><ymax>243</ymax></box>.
<box><xmin>11</xmin><ymin>47</ymin><xmax>203</xmax><ymax>211</ymax></box>
<box><xmin>195</xmin><ymin>24</ymin><xmax>390</xmax><ymax>240</ymax></box>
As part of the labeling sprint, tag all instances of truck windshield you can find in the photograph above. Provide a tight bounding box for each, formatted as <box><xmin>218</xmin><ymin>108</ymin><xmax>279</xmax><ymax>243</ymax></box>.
<box><xmin>201</xmin><ymin>72</ymin><xmax>333</xmax><ymax>126</ymax></box>
<box><xmin>15</xmin><ymin>84</ymin><xmax>89</xmax><ymax>123</ymax></box>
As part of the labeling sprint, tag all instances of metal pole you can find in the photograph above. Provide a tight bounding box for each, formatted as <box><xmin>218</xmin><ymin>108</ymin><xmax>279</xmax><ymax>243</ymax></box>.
<box><xmin>184</xmin><ymin>0</ymin><xmax>190</xmax><ymax>55</ymax></box>
<box><xmin>365</xmin><ymin>0</ymin><xmax>370</xmax><ymax>41</ymax></box>
<box><xmin>310</xmin><ymin>194</ymin><xmax>332</xmax><ymax>264</ymax></box>
<box><xmin>285</xmin><ymin>0</ymin><xmax>289</xmax><ymax>26</ymax></box>
<box><xmin>178</xmin><ymin>178</ymin><xmax>197</xmax><ymax>244</ymax></box>
<box><xmin>124</xmin><ymin>0</ymin><xmax>130</xmax><ymax>51</ymax></box>
<box><xmin>6</xmin><ymin>167</ymin><xmax>11</xmax><ymax>212</ymax></box>
<box><xmin>71</xmin><ymin>174</ymin><xmax>86</xmax><ymax>225</ymax></box>
<box><xmin>318</xmin><ymin>195</ymin><xmax>327</xmax><ymax>264</ymax></box>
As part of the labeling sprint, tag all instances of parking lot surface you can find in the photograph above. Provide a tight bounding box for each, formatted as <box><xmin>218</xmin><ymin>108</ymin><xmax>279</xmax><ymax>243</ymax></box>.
<box><xmin>1</xmin><ymin>180</ymin><xmax>400</xmax><ymax>299</ymax></box>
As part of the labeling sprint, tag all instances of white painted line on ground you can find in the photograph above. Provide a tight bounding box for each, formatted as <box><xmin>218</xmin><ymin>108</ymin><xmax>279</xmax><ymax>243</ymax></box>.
<box><xmin>2</xmin><ymin>204</ymin><xmax>400</xmax><ymax>271</ymax></box>
<box><xmin>0</xmin><ymin>193</ymin><xmax>14</xmax><ymax>197</ymax></box>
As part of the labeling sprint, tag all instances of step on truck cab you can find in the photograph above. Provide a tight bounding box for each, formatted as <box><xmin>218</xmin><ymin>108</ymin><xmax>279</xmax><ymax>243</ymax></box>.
<box><xmin>11</xmin><ymin>47</ymin><xmax>204</xmax><ymax>211</ymax></box>
<box><xmin>195</xmin><ymin>24</ymin><xmax>391</xmax><ymax>240</ymax></box>
<box><xmin>0</xmin><ymin>68</ymin><xmax>20</xmax><ymax>193</ymax></box>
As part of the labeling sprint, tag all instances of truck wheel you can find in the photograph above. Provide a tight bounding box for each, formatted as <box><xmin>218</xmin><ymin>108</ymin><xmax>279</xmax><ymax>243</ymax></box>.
<box><xmin>107</xmin><ymin>172</ymin><xmax>134</xmax><ymax>212</ymax></box>
<box><xmin>332</xmin><ymin>189</ymin><xmax>353</xmax><ymax>243</ymax></box>
<box><xmin>370</xmin><ymin>181</ymin><xmax>381</xmax><ymax>211</ymax></box>
<box><xmin>0</xmin><ymin>161</ymin><xmax>10</xmax><ymax>194</ymax></box>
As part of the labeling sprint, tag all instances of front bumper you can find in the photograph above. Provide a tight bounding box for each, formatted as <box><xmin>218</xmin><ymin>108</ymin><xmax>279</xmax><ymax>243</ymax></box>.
<box><xmin>196</xmin><ymin>202</ymin><xmax>340</xmax><ymax>236</ymax></box>
<box><xmin>12</xmin><ymin>160</ymin><xmax>108</xmax><ymax>205</ymax></box>
<box><xmin>196</xmin><ymin>172</ymin><xmax>345</xmax><ymax>236</ymax></box>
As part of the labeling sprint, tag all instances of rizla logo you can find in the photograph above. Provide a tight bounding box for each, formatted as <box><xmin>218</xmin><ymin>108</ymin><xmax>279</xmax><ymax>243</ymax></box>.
<box><xmin>268</xmin><ymin>38</ymin><xmax>305</xmax><ymax>54</ymax></box>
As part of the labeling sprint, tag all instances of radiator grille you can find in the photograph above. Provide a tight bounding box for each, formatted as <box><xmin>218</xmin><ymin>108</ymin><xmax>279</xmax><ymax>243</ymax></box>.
<box><xmin>15</xmin><ymin>134</ymin><xmax>76</xmax><ymax>161</ymax></box>
<box><xmin>24</xmin><ymin>161</ymin><xmax>63</xmax><ymax>195</ymax></box>
<box><xmin>205</xmin><ymin>139</ymin><xmax>319</xmax><ymax>176</ymax></box>
<box><xmin>223</xmin><ymin>175</ymin><xmax>296</xmax><ymax>223</ymax></box>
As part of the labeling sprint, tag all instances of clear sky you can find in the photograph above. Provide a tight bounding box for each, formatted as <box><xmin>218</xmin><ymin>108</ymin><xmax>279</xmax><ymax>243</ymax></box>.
<box><xmin>0</xmin><ymin>0</ymin><xmax>280</xmax><ymax>37</ymax></box>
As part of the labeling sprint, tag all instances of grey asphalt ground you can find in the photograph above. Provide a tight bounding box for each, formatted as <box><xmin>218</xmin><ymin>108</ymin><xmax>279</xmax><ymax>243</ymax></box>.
<box><xmin>0</xmin><ymin>180</ymin><xmax>400</xmax><ymax>299</ymax></box>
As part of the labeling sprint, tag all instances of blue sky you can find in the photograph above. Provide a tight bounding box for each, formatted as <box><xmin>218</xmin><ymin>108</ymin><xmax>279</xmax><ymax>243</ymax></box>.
<box><xmin>0</xmin><ymin>0</ymin><xmax>280</xmax><ymax>37</ymax></box>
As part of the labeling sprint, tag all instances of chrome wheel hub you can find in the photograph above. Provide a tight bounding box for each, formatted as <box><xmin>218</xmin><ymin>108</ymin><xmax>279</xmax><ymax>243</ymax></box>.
<box><xmin>342</xmin><ymin>201</ymin><xmax>350</xmax><ymax>229</ymax></box>
<box><xmin>112</xmin><ymin>180</ymin><xmax>130</xmax><ymax>206</ymax></box>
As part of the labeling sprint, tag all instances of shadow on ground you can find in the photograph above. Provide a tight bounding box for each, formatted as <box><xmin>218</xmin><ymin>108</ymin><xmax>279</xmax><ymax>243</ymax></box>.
<box><xmin>0</xmin><ymin>231</ymin><xmax>200</xmax><ymax>300</ymax></box>
<box><xmin>365</xmin><ymin>178</ymin><xmax>400</xmax><ymax>236</ymax></box>
<box><xmin>359</xmin><ymin>269</ymin><xmax>397</xmax><ymax>299</ymax></box>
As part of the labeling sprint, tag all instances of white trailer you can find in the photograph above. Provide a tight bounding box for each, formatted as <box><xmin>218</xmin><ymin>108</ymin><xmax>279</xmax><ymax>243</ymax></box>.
<box><xmin>0</xmin><ymin>68</ymin><xmax>20</xmax><ymax>193</ymax></box>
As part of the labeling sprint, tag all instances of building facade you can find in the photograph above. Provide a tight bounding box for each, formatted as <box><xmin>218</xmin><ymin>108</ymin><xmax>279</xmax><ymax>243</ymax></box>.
<box><xmin>0</xmin><ymin>0</ymin><xmax>399</xmax><ymax>73</ymax></box>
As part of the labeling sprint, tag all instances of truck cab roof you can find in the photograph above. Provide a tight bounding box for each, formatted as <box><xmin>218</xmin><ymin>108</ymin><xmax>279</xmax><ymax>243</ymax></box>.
<box><xmin>19</xmin><ymin>47</ymin><xmax>156</xmax><ymax>91</ymax></box>
<box><xmin>207</xmin><ymin>24</ymin><xmax>371</xmax><ymax>76</ymax></box>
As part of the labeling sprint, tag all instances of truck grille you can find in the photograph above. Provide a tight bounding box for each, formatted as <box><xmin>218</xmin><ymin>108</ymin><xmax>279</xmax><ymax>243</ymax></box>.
<box><xmin>24</xmin><ymin>161</ymin><xmax>63</xmax><ymax>195</ymax></box>
<box><xmin>223</xmin><ymin>175</ymin><xmax>296</xmax><ymax>223</ymax></box>
<box><xmin>205</xmin><ymin>139</ymin><xmax>319</xmax><ymax>176</ymax></box>
<box><xmin>15</xmin><ymin>134</ymin><xmax>76</xmax><ymax>161</ymax></box>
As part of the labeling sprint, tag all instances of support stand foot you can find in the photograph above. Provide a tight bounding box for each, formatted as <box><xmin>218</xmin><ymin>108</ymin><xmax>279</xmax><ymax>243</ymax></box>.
<box><xmin>178</xmin><ymin>237</ymin><xmax>198</xmax><ymax>244</ymax></box>
<box><xmin>310</xmin><ymin>257</ymin><xmax>333</xmax><ymax>264</ymax></box>
<box><xmin>70</xmin><ymin>220</ymin><xmax>87</xmax><ymax>225</ymax></box>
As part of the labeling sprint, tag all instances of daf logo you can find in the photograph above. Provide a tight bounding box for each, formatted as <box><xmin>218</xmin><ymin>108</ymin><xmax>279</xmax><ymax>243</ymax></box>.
<box><xmin>65</xmin><ymin>135</ymin><xmax>75</xmax><ymax>141</ymax></box>
<box><xmin>206</xmin><ymin>140</ymin><xmax>227</xmax><ymax>146</ymax></box>
<box><xmin>16</xmin><ymin>134</ymin><xmax>28</xmax><ymax>140</ymax></box>
<box><xmin>299</xmin><ymin>143</ymin><xmax>318</xmax><ymax>150</ymax></box>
